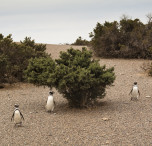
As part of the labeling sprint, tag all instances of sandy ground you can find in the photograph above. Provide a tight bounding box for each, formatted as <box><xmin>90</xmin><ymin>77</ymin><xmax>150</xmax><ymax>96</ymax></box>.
<box><xmin>0</xmin><ymin>44</ymin><xmax>152</xmax><ymax>145</ymax></box>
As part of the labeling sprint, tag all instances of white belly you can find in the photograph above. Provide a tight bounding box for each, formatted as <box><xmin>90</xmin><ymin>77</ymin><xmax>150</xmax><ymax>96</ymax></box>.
<box><xmin>46</xmin><ymin>96</ymin><xmax>54</xmax><ymax>112</ymax></box>
<box><xmin>132</xmin><ymin>87</ymin><xmax>138</xmax><ymax>98</ymax></box>
<box><xmin>14</xmin><ymin>111</ymin><xmax>22</xmax><ymax>124</ymax></box>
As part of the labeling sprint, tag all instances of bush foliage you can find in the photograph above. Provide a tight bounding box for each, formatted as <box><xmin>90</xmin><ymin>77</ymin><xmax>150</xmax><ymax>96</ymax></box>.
<box><xmin>0</xmin><ymin>54</ymin><xmax>8</xmax><ymax>83</ymax></box>
<box><xmin>72</xmin><ymin>36</ymin><xmax>90</xmax><ymax>46</ymax></box>
<box><xmin>0</xmin><ymin>34</ymin><xmax>48</xmax><ymax>84</ymax></box>
<box><xmin>25</xmin><ymin>47</ymin><xmax>115</xmax><ymax>107</ymax></box>
<box><xmin>24</xmin><ymin>57</ymin><xmax>55</xmax><ymax>87</ymax></box>
<box><xmin>50</xmin><ymin>48</ymin><xmax>115</xmax><ymax>107</ymax></box>
<box><xmin>90</xmin><ymin>16</ymin><xmax>152</xmax><ymax>59</ymax></box>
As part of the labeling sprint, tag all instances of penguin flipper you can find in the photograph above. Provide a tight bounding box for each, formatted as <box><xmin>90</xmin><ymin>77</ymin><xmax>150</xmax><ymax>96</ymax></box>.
<box><xmin>11</xmin><ymin>112</ymin><xmax>14</xmax><ymax>121</ymax></box>
<box><xmin>20</xmin><ymin>112</ymin><xmax>24</xmax><ymax>120</ymax></box>
<box><xmin>54</xmin><ymin>100</ymin><xmax>56</xmax><ymax>106</ymax></box>
<box><xmin>129</xmin><ymin>88</ymin><xmax>133</xmax><ymax>95</ymax></box>
<box><xmin>138</xmin><ymin>90</ymin><xmax>140</xmax><ymax>96</ymax></box>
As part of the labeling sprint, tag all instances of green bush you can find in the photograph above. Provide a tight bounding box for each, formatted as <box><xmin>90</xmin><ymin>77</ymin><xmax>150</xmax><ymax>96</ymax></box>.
<box><xmin>0</xmin><ymin>34</ymin><xmax>49</xmax><ymax>84</ymax></box>
<box><xmin>72</xmin><ymin>36</ymin><xmax>90</xmax><ymax>46</ymax></box>
<box><xmin>49</xmin><ymin>48</ymin><xmax>115</xmax><ymax>107</ymax></box>
<box><xmin>25</xmin><ymin>47</ymin><xmax>115</xmax><ymax>108</ymax></box>
<box><xmin>24</xmin><ymin>57</ymin><xmax>55</xmax><ymax>87</ymax></box>
<box><xmin>0</xmin><ymin>54</ymin><xmax>9</xmax><ymax>84</ymax></box>
<box><xmin>90</xmin><ymin>18</ymin><xmax>152</xmax><ymax>59</ymax></box>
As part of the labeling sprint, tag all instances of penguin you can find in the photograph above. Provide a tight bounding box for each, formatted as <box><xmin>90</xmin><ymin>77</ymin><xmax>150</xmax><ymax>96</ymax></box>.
<box><xmin>129</xmin><ymin>82</ymin><xmax>140</xmax><ymax>101</ymax></box>
<box><xmin>45</xmin><ymin>91</ymin><xmax>56</xmax><ymax>112</ymax></box>
<box><xmin>11</xmin><ymin>104</ymin><xmax>24</xmax><ymax>126</ymax></box>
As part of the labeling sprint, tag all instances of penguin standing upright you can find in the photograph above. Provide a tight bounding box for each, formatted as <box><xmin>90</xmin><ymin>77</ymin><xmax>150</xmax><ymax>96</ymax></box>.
<box><xmin>129</xmin><ymin>82</ymin><xmax>140</xmax><ymax>101</ymax></box>
<box><xmin>45</xmin><ymin>91</ymin><xmax>56</xmax><ymax>112</ymax></box>
<box><xmin>11</xmin><ymin>104</ymin><xmax>24</xmax><ymax>126</ymax></box>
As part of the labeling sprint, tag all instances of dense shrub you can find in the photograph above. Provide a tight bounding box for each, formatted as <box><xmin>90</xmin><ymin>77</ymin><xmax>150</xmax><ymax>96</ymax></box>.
<box><xmin>0</xmin><ymin>54</ymin><xmax>9</xmax><ymax>84</ymax></box>
<box><xmin>24</xmin><ymin>57</ymin><xmax>55</xmax><ymax>87</ymax></box>
<box><xmin>0</xmin><ymin>34</ymin><xmax>48</xmax><ymax>84</ymax></box>
<box><xmin>0</xmin><ymin>34</ymin><xmax>19</xmax><ymax>83</ymax></box>
<box><xmin>49</xmin><ymin>48</ymin><xmax>115</xmax><ymax>107</ymax></box>
<box><xmin>90</xmin><ymin>17</ymin><xmax>152</xmax><ymax>59</ymax></box>
<box><xmin>25</xmin><ymin>47</ymin><xmax>115</xmax><ymax>108</ymax></box>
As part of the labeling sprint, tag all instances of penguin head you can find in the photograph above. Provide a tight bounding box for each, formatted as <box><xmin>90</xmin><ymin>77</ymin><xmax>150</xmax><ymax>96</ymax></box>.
<box><xmin>49</xmin><ymin>91</ymin><xmax>54</xmax><ymax>95</ymax></box>
<box><xmin>14</xmin><ymin>104</ymin><xmax>19</xmax><ymax>108</ymax></box>
<box><xmin>134</xmin><ymin>82</ymin><xmax>137</xmax><ymax>85</ymax></box>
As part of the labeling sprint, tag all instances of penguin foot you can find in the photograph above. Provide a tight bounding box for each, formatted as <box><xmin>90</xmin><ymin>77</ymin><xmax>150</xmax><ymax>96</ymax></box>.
<box><xmin>14</xmin><ymin>122</ymin><xmax>23</xmax><ymax>127</ymax></box>
<box><xmin>131</xmin><ymin>97</ymin><xmax>138</xmax><ymax>101</ymax></box>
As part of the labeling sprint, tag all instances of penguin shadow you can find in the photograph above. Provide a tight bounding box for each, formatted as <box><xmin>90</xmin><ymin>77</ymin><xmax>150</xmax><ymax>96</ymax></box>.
<box><xmin>130</xmin><ymin>97</ymin><xmax>139</xmax><ymax>101</ymax></box>
<box><xmin>13</xmin><ymin>123</ymin><xmax>25</xmax><ymax>129</ymax></box>
<box><xmin>45</xmin><ymin>110</ymin><xmax>56</xmax><ymax>115</ymax></box>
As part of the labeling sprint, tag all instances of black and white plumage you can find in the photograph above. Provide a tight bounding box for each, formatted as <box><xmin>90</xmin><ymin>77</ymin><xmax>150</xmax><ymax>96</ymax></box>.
<box><xmin>129</xmin><ymin>82</ymin><xmax>140</xmax><ymax>101</ymax></box>
<box><xmin>45</xmin><ymin>91</ymin><xmax>56</xmax><ymax>112</ymax></box>
<box><xmin>11</xmin><ymin>104</ymin><xmax>24</xmax><ymax>126</ymax></box>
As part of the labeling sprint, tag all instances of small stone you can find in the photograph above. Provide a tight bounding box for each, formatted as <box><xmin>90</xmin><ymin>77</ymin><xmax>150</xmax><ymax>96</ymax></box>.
<box><xmin>102</xmin><ymin>117</ymin><xmax>109</xmax><ymax>121</ymax></box>
<box><xmin>146</xmin><ymin>95</ymin><xmax>151</xmax><ymax>98</ymax></box>
<box><xmin>65</xmin><ymin>138</ymin><xmax>69</xmax><ymax>142</ymax></box>
<box><xmin>105</xmin><ymin>140</ymin><xmax>110</xmax><ymax>144</ymax></box>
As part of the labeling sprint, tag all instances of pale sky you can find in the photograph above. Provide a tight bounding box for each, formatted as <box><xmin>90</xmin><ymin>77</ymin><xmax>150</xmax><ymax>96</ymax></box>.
<box><xmin>0</xmin><ymin>0</ymin><xmax>152</xmax><ymax>44</ymax></box>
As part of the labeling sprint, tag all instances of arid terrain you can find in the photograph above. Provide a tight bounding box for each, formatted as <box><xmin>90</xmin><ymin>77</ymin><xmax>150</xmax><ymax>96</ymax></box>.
<box><xmin>1</xmin><ymin>44</ymin><xmax>152</xmax><ymax>145</ymax></box>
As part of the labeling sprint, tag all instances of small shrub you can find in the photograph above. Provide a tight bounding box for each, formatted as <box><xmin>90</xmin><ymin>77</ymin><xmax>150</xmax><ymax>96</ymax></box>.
<box><xmin>0</xmin><ymin>34</ymin><xmax>49</xmax><ymax>84</ymax></box>
<box><xmin>24</xmin><ymin>47</ymin><xmax>115</xmax><ymax>108</ymax></box>
<box><xmin>90</xmin><ymin>18</ymin><xmax>152</xmax><ymax>59</ymax></box>
<box><xmin>24</xmin><ymin>57</ymin><xmax>55</xmax><ymax>87</ymax></box>
<box><xmin>72</xmin><ymin>36</ymin><xmax>90</xmax><ymax>46</ymax></box>
<box><xmin>48</xmin><ymin>47</ymin><xmax>115</xmax><ymax>107</ymax></box>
